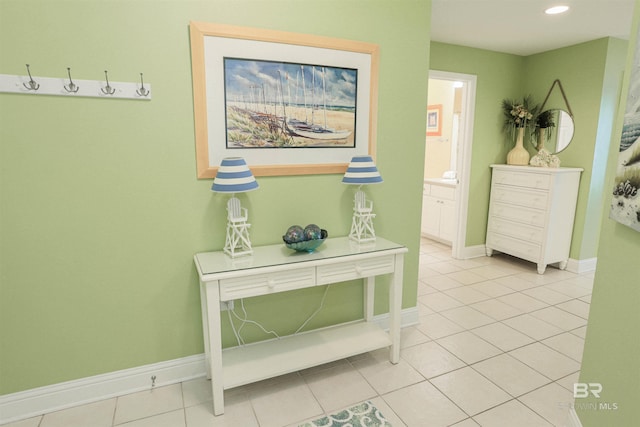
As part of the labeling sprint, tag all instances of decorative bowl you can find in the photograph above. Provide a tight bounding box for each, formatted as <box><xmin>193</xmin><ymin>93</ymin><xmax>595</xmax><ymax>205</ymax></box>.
<box><xmin>283</xmin><ymin>229</ymin><xmax>328</xmax><ymax>252</ymax></box>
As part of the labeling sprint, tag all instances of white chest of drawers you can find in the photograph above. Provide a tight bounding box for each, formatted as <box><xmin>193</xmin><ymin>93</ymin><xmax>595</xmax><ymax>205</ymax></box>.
<box><xmin>194</xmin><ymin>236</ymin><xmax>407</xmax><ymax>415</ymax></box>
<box><xmin>485</xmin><ymin>165</ymin><xmax>582</xmax><ymax>274</ymax></box>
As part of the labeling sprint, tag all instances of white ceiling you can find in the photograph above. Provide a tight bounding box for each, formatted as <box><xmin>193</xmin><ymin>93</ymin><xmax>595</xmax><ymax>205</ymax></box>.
<box><xmin>430</xmin><ymin>0</ymin><xmax>636</xmax><ymax>56</ymax></box>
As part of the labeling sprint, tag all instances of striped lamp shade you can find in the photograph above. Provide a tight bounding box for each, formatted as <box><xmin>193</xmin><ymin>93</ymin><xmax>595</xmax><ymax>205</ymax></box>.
<box><xmin>211</xmin><ymin>157</ymin><xmax>259</xmax><ymax>193</ymax></box>
<box><xmin>342</xmin><ymin>156</ymin><xmax>383</xmax><ymax>185</ymax></box>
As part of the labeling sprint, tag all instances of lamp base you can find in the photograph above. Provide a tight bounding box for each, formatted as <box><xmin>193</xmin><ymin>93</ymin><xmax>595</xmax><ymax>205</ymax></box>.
<box><xmin>224</xmin><ymin>222</ymin><xmax>253</xmax><ymax>258</ymax></box>
<box><xmin>223</xmin><ymin>197</ymin><xmax>253</xmax><ymax>258</ymax></box>
<box><xmin>348</xmin><ymin>212</ymin><xmax>376</xmax><ymax>243</ymax></box>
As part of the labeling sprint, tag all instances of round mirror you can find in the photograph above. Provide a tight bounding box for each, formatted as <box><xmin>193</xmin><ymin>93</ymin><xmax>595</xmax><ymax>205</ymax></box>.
<box><xmin>533</xmin><ymin>109</ymin><xmax>574</xmax><ymax>154</ymax></box>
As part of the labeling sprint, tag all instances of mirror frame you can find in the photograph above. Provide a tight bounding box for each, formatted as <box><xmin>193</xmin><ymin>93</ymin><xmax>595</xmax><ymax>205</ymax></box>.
<box><xmin>534</xmin><ymin>79</ymin><xmax>575</xmax><ymax>154</ymax></box>
<box><xmin>535</xmin><ymin>109</ymin><xmax>574</xmax><ymax>154</ymax></box>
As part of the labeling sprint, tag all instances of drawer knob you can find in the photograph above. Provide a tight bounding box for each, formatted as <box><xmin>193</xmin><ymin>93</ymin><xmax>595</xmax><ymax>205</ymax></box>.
<box><xmin>355</xmin><ymin>265</ymin><xmax>363</xmax><ymax>275</ymax></box>
<box><xmin>267</xmin><ymin>279</ymin><xmax>276</xmax><ymax>289</ymax></box>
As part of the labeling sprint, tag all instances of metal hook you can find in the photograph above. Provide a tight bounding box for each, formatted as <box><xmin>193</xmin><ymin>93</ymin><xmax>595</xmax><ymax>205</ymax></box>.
<box><xmin>101</xmin><ymin>70</ymin><xmax>116</xmax><ymax>95</ymax></box>
<box><xmin>23</xmin><ymin>64</ymin><xmax>40</xmax><ymax>91</ymax></box>
<box><xmin>136</xmin><ymin>73</ymin><xmax>149</xmax><ymax>97</ymax></box>
<box><xmin>64</xmin><ymin>67</ymin><xmax>79</xmax><ymax>93</ymax></box>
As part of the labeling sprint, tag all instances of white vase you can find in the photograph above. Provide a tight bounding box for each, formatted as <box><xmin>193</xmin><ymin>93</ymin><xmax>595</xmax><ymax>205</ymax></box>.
<box><xmin>507</xmin><ymin>127</ymin><xmax>530</xmax><ymax>165</ymax></box>
<box><xmin>537</xmin><ymin>129</ymin><xmax>546</xmax><ymax>151</ymax></box>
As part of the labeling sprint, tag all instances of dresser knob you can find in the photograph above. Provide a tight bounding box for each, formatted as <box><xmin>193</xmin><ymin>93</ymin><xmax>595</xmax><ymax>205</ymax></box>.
<box><xmin>267</xmin><ymin>279</ymin><xmax>276</xmax><ymax>289</ymax></box>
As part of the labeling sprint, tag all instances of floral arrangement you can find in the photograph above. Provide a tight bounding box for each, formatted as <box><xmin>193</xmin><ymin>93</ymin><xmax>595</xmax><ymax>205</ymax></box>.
<box><xmin>501</xmin><ymin>95</ymin><xmax>539</xmax><ymax>139</ymax></box>
<box><xmin>536</xmin><ymin>109</ymin><xmax>555</xmax><ymax>128</ymax></box>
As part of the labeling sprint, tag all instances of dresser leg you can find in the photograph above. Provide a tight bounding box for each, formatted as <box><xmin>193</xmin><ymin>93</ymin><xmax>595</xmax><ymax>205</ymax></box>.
<box><xmin>485</xmin><ymin>247</ymin><xmax>493</xmax><ymax>257</ymax></box>
<box><xmin>537</xmin><ymin>263</ymin><xmax>546</xmax><ymax>274</ymax></box>
<box><xmin>559</xmin><ymin>260</ymin><xmax>568</xmax><ymax>270</ymax></box>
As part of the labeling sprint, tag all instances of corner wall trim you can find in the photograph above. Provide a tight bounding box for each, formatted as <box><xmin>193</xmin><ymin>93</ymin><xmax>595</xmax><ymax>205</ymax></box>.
<box><xmin>565</xmin><ymin>257</ymin><xmax>597</xmax><ymax>274</ymax></box>
<box><xmin>0</xmin><ymin>307</ymin><xmax>419</xmax><ymax>425</ymax></box>
<box><xmin>459</xmin><ymin>244</ymin><xmax>487</xmax><ymax>259</ymax></box>
<box><xmin>566</xmin><ymin>408</ymin><xmax>583</xmax><ymax>427</ymax></box>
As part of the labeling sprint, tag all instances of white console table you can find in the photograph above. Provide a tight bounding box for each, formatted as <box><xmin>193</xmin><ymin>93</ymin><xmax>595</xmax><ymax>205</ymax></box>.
<box><xmin>194</xmin><ymin>236</ymin><xmax>407</xmax><ymax>415</ymax></box>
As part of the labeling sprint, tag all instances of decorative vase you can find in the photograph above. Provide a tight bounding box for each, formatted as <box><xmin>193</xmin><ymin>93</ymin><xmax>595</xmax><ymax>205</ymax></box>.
<box><xmin>507</xmin><ymin>127</ymin><xmax>530</xmax><ymax>165</ymax></box>
<box><xmin>537</xmin><ymin>129</ymin><xmax>546</xmax><ymax>151</ymax></box>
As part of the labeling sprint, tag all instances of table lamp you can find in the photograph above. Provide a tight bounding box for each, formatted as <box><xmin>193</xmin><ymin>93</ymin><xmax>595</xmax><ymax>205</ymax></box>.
<box><xmin>342</xmin><ymin>155</ymin><xmax>383</xmax><ymax>242</ymax></box>
<box><xmin>211</xmin><ymin>157</ymin><xmax>258</xmax><ymax>257</ymax></box>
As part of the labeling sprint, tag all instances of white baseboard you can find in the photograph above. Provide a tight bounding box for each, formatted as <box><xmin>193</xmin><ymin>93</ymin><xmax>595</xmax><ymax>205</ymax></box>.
<box><xmin>565</xmin><ymin>257</ymin><xmax>597</xmax><ymax>274</ymax></box>
<box><xmin>371</xmin><ymin>306</ymin><xmax>420</xmax><ymax>330</ymax></box>
<box><xmin>566</xmin><ymin>408</ymin><xmax>583</xmax><ymax>427</ymax></box>
<box><xmin>0</xmin><ymin>353</ymin><xmax>205</xmax><ymax>425</ymax></box>
<box><xmin>0</xmin><ymin>308</ymin><xmax>418</xmax><ymax>425</ymax></box>
<box><xmin>458</xmin><ymin>244</ymin><xmax>487</xmax><ymax>259</ymax></box>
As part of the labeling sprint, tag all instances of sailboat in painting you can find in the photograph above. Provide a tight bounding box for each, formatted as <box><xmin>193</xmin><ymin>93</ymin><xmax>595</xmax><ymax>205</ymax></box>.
<box><xmin>284</xmin><ymin>65</ymin><xmax>352</xmax><ymax>141</ymax></box>
<box><xmin>224</xmin><ymin>58</ymin><xmax>356</xmax><ymax>148</ymax></box>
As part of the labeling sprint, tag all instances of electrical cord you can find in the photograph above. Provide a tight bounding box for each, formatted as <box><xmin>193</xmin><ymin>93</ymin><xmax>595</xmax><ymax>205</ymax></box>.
<box><xmin>228</xmin><ymin>285</ymin><xmax>332</xmax><ymax>346</ymax></box>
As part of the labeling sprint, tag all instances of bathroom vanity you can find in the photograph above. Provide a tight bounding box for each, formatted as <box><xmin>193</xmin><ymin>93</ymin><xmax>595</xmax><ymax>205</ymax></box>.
<box><xmin>421</xmin><ymin>178</ymin><xmax>457</xmax><ymax>244</ymax></box>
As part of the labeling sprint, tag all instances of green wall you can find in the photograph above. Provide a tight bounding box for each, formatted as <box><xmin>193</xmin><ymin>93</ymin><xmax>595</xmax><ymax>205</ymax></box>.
<box><xmin>430</xmin><ymin>39</ymin><xmax>627</xmax><ymax>261</ymax></box>
<box><xmin>577</xmin><ymin>1</ymin><xmax>640</xmax><ymax>425</ymax></box>
<box><xmin>429</xmin><ymin>43</ymin><xmax>525</xmax><ymax>247</ymax></box>
<box><xmin>0</xmin><ymin>0</ymin><xmax>431</xmax><ymax>394</ymax></box>
<box><xmin>523</xmin><ymin>38</ymin><xmax>628</xmax><ymax>260</ymax></box>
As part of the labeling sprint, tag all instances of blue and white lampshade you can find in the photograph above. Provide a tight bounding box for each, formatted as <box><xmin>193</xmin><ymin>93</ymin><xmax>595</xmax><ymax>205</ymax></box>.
<box><xmin>342</xmin><ymin>156</ymin><xmax>383</xmax><ymax>185</ymax></box>
<box><xmin>211</xmin><ymin>157</ymin><xmax>259</xmax><ymax>193</ymax></box>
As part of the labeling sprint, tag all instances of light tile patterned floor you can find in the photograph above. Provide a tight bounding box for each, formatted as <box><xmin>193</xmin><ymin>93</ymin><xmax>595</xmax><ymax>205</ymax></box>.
<box><xmin>6</xmin><ymin>238</ymin><xmax>591</xmax><ymax>427</ymax></box>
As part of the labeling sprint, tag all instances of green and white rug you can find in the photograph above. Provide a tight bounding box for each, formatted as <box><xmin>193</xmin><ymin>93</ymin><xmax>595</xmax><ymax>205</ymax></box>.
<box><xmin>299</xmin><ymin>401</ymin><xmax>392</xmax><ymax>427</ymax></box>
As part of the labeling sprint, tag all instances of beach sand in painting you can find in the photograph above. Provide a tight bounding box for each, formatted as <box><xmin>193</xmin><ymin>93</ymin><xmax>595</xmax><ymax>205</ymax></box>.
<box><xmin>225</xmin><ymin>104</ymin><xmax>356</xmax><ymax>148</ymax></box>
<box><xmin>610</xmin><ymin>134</ymin><xmax>640</xmax><ymax>231</ymax></box>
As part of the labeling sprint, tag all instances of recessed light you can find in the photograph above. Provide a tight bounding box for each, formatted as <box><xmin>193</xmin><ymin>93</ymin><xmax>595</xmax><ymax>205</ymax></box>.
<box><xmin>545</xmin><ymin>5</ymin><xmax>569</xmax><ymax>15</ymax></box>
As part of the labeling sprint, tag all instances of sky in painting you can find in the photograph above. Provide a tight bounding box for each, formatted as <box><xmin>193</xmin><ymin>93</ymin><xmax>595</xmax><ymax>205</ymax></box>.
<box><xmin>224</xmin><ymin>58</ymin><xmax>357</xmax><ymax>110</ymax></box>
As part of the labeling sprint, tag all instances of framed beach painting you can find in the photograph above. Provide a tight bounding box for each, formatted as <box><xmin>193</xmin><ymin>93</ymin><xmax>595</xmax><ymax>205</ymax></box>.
<box><xmin>610</xmin><ymin>23</ymin><xmax>640</xmax><ymax>232</ymax></box>
<box><xmin>189</xmin><ymin>22</ymin><xmax>380</xmax><ymax>178</ymax></box>
<box><xmin>426</xmin><ymin>104</ymin><xmax>442</xmax><ymax>137</ymax></box>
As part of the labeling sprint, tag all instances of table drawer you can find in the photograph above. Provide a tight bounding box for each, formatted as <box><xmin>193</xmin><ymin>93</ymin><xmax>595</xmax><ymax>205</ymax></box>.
<box><xmin>317</xmin><ymin>255</ymin><xmax>395</xmax><ymax>285</ymax></box>
<box><xmin>220</xmin><ymin>268</ymin><xmax>315</xmax><ymax>300</ymax></box>
<box><xmin>491</xmin><ymin>185</ymin><xmax>548</xmax><ymax>210</ymax></box>
<box><xmin>491</xmin><ymin>202</ymin><xmax>546</xmax><ymax>227</ymax></box>
<box><xmin>493</xmin><ymin>170</ymin><xmax>551</xmax><ymax>190</ymax></box>
<box><xmin>489</xmin><ymin>217</ymin><xmax>544</xmax><ymax>244</ymax></box>
<box><xmin>487</xmin><ymin>233</ymin><xmax>541</xmax><ymax>262</ymax></box>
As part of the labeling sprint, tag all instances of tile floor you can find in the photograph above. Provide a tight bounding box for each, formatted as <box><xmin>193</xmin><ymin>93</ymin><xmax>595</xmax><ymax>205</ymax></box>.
<box><xmin>6</xmin><ymin>238</ymin><xmax>592</xmax><ymax>427</ymax></box>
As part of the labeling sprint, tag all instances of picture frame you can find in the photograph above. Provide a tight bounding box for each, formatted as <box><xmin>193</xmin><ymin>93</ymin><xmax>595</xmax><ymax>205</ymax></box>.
<box><xmin>610</xmin><ymin>23</ymin><xmax>640</xmax><ymax>232</ymax></box>
<box><xmin>189</xmin><ymin>21</ymin><xmax>380</xmax><ymax>178</ymax></box>
<box><xmin>426</xmin><ymin>104</ymin><xmax>442</xmax><ymax>137</ymax></box>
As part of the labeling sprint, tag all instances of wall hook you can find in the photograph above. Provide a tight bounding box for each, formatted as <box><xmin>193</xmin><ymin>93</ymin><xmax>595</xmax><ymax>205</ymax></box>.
<box><xmin>64</xmin><ymin>67</ymin><xmax>79</xmax><ymax>93</ymax></box>
<box><xmin>136</xmin><ymin>73</ymin><xmax>149</xmax><ymax>97</ymax></box>
<box><xmin>101</xmin><ymin>70</ymin><xmax>116</xmax><ymax>95</ymax></box>
<box><xmin>23</xmin><ymin>64</ymin><xmax>40</xmax><ymax>91</ymax></box>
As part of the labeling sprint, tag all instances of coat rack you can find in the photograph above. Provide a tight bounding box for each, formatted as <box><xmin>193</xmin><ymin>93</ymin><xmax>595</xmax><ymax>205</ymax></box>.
<box><xmin>0</xmin><ymin>64</ymin><xmax>151</xmax><ymax>100</ymax></box>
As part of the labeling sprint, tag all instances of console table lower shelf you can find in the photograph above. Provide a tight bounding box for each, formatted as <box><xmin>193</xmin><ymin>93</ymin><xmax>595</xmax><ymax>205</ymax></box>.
<box><xmin>194</xmin><ymin>236</ymin><xmax>407</xmax><ymax>416</ymax></box>
<box><xmin>223</xmin><ymin>321</ymin><xmax>390</xmax><ymax>389</ymax></box>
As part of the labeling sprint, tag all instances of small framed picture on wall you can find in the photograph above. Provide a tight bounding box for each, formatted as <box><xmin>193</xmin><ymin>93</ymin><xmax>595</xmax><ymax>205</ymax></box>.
<box><xmin>426</xmin><ymin>104</ymin><xmax>442</xmax><ymax>137</ymax></box>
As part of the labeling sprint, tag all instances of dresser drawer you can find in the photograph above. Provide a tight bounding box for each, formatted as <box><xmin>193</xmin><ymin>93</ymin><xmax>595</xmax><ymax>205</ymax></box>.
<box><xmin>491</xmin><ymin>202</ymin><xmax>546</xmax><ymax>227</ymax></box>
<box><xmin>317</xmin><ymin>255</ymin><xmax>395</xmax><ymax>285</ymax></box>
<box><xmin>487</xmin><ymin>233</ymin><xmax>541</xmax><ymax>262</ymax></box>
<box><xmin>489</xmin><ymin>217</ymin><xmax>544</xmax><ymax>244</ymax></box>
<box><xmin>219</xmin><ymin>268</ymin><xmax>315</xmax><ymax>300</ymax></box>
<box><xmin>491</xmin><ymin>185</ymin><xmax>548</xmax><ymax>210</ymax></box>
<box><xmin>493</xmin><ymin>170</ymin><xmax>551</xmax><ymax>190</ymax></box>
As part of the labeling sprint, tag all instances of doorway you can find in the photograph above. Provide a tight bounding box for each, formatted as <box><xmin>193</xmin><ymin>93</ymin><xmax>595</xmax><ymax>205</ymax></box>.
<box><xmin>423</xmin><ymin>70</ymin><xmax>476</xmax><ymax>259</ymax></box>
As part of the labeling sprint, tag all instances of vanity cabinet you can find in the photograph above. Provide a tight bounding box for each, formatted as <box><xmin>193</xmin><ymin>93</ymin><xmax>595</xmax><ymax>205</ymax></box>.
<box><xmin>422</xmin><ymin>181</ymin><xmax>456</xmax><ymax>244</ymax></box>
<box><xmin>485</xmin><ymin>165</ymin><xmax>582</xmax><ymax>274</ymax></box>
